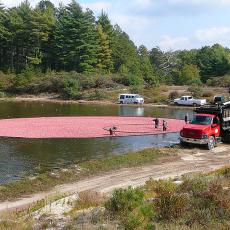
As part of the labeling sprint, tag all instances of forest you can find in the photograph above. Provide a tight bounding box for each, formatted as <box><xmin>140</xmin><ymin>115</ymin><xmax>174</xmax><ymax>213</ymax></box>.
<box><xmin>0</xmin><ymin>0</ymin><xmax>230</xmax><ymax>97</ymax></box>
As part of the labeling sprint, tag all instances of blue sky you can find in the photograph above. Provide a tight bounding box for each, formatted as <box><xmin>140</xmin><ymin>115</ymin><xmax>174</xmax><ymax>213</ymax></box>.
<box><xmin>2</xmin><ymin>0</ymin><xmax>230</xmax><ymax>51</ymax></box>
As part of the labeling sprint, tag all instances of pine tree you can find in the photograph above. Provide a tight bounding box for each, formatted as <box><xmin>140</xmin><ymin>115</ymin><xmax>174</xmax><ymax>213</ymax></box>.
<box><xmin>96</xmin><ymin>24</ymin><xmax>112</xmax><ymax>72</ymax></box>
<box><xmin>138</xmin><ymin>45</ymin><xmax>157</xmax><ymax>85</ymax></box>
<box><xmin>78</xmin><ymin>8</ymin><xmax>99</xmax><ymax>73</ymax></box>
<box><xmin>28</xmin><ymin>2</ymin><xmax>55</xmax><ymax>66</ymax></box>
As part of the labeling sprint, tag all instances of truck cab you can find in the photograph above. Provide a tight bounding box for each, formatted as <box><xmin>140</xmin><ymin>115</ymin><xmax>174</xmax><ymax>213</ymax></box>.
<box><xmin>180</xmin><ymin>113</ymin><xmax>221</xmax><ymax>150</ymax></box>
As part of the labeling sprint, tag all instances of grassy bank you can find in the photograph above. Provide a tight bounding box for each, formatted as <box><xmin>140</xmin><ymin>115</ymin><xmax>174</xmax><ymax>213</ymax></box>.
<box><xmin>64</xmin><ymin>166</ymin><xmax>230</xmax><ymax>230</ymax></box>
<box><xmin>0</xmin><ymin>148</ymin><xmax>177</xmax><ymax>202</ymax></box>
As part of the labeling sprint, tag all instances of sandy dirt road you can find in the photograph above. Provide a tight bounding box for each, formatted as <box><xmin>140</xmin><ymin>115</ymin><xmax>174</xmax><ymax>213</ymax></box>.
<box><xmin>0</xmin><ymin>145</ymin><xmax>230</xmax><ymax>214</ymax></box>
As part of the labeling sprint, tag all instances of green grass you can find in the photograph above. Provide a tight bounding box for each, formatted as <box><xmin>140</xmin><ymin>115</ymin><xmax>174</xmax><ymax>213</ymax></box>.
<box><xmin>0</xmin><ymin>148</ymin><xmax>176</xmax><ymax>202</ymax></box>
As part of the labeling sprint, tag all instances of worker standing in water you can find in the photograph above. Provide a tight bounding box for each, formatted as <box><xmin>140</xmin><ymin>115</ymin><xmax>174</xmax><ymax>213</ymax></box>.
<box><xmin>153</xmin><ymin>118</ymin><xmax>159</xmax><ymax>129</ymax></box>
<box><xmin>163</xmin><ymin>120</ymin><xmax>168</xmax><ymax>131</ymax></box>
<box><xmin>185</xmin><ymin>113</ymin><xmax>189</xmax><ymax>124</ymax></box>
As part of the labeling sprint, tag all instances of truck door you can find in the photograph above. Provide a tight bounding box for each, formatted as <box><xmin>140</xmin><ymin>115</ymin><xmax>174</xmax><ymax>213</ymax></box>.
<box><xmin>212</xmin><ymin>116</ymin><xmax>221</xmax><ymax>137</ymax></box>
<box><xmin>180</xmin><ymin>97</ymin><xmax>185</xmax><ymax>105</ymax></box>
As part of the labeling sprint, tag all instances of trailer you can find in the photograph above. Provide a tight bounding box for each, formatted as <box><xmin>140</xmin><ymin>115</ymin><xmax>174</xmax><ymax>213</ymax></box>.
<box><xmin>194</xmin><ymin>101</ymin><xmax>230</xmax><ymax>143</ymax></box>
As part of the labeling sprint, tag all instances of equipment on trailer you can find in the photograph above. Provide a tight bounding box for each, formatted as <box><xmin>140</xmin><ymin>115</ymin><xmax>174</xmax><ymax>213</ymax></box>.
<box><xmin>194</xmin><ymin>101</ymin><xmax>230</xmax><ymax>143</ymax></box>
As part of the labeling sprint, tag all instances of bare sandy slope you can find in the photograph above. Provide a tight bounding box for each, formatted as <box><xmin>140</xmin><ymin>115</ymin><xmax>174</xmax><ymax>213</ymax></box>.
<box><xmin>0</xmin><ymin>145</ymin><xmax>230</xmax><ymax>214</ymax></box>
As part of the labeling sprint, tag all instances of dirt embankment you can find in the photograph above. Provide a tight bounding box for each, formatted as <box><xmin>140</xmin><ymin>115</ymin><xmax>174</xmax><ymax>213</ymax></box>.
<box><xmin>1</xmin><ymin>144</ymin><xmax>230</xmax><ymax>214</ymax></box>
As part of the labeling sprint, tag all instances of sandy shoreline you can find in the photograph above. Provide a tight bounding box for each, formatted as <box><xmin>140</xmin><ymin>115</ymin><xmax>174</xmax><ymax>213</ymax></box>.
<box><xmin>0</xmin><ymin>95</ymin><xmax>193</xmax><ymax>110</ymax></box>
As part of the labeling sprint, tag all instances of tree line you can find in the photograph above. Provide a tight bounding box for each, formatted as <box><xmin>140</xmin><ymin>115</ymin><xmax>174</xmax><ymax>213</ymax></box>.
<box><xmin>0</xmin><ymin>0</ymin><xmax>230</xmax><ymax>89</ymax></box>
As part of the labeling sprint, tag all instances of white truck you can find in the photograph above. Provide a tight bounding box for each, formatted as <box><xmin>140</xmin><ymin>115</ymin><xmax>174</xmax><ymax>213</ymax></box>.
<box><xmin>174</xmin><ymin>96</ymin><xmax>206</xmax><ymax>106</ymax></box>
<box><xmin>119</xmin><ymin>94</ymin><xmax>144</xmax><ymax>104</ymax></box>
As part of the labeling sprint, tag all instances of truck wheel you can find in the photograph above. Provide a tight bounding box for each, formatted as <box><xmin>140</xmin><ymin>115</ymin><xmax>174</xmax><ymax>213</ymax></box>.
<box><xmin>207</xmin><ymin>136</ymin><xmax>215</xmax><ymax>150</ymax></box>
<box><xmin>174</xmin><ymin>102</ymin><xmax>179</xmax><ymax>106</ymax></box>
<box><xmin>193</xmin><ymin>103</ymin><xmax>198</xmax><ymax>107</ymax></box>
<box><xmin>180</xmin><ymin>140</ymin><xmax>189</xmax><ymax>148</ymax></box>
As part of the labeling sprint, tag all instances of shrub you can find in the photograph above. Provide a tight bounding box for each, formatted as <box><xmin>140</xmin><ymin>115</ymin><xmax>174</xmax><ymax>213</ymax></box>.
<box><xmin>152</xmin><ymin>180</ymin><xmax>189</xmax><ymax>221</ymax></box>
<box><xmin>13</xmin><ymin>66</ymin><xmax>42</xmax><ymax>90</ymax></box>
<box><xmin>0</xmin><ymin>71</ymin><xmax>14</xmax><ymax>91</ymax></box>
<box><xmin>105</xmin><ymin>187</ymin><xmax>144</xmax><ymax>215</ymax></box>
<box><xmin>78</xmin><ymin>76</ymin><xmax>96</xmax><ymax>89</ymax></box>
<box><xmin>88</xmin><ymin>89</ymin><xmax>106</xmax><ymax>100</ymax></box>
<box><xmin>168</xmin><ymin>91</ymin><xmax>179</xmax><ymax>100</ymax></box>
<box><xmin>114</xmin><ymin>73</ymin><xmax>143</xmax><ymax>86</ymax></box>
<box><xmin>105</xmin><ymin>187</ymin><xmax>154</xmax><ymax>229</ymax></box>
<box><xmin>72</xmin><ymin>191</ymin><xmax>106</xmax><ymax>211</ymax></box>
<box><xmin>131</xmin><ymin>85</ymin><xmax>143</xmax><ymax>94</ymax></box>
<box><xmin>202</xmin><ymin>91</ymin><xmax>213</xmax><ymax>98</ymax></box>
<box><xmin>188</xmin><ymin>85</ymin><xmax>203</xmax><ymax>98</ymax></box>
<box><xmin>95</xmin><ymin>76</ymin><xmax>115</xmax><ymax>88</ymax></box>
<box><xmin>62</xmin><ymin>78</ymin><xmax>82</xmax><ymax>99</ymax></box>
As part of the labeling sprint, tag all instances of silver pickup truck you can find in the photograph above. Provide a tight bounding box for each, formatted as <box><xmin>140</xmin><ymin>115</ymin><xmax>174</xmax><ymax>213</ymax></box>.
<box><xmin>174</xmin><ymin>96</ymin><xmax>207</xmax><ymax>106</ymax></box>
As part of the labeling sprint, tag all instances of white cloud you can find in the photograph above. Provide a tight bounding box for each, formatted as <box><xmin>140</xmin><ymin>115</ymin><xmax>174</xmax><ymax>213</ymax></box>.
<box><xmin>196</xmin><ymin>27</ymin><xmax>230</xmax><ymax>41</ymax></box>
<box><xmin>159</xmin><ymin>35</ymin><xmax>190</xmax><ymax>50</ymax></box>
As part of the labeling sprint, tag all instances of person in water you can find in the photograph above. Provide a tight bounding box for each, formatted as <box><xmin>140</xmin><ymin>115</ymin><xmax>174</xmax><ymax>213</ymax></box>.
<box><xmin>163</xmin><ymin>120</ymin><xmax>168</xmax><ymax>131</ymax></box>
<box><xmin>153</xmin><ymin>118</ymin><xmax>159</xmax><ymax>129</ymax></box>
<box><xmin>109</xmin><ymin>126</ymin><xmax>117</xmax><ymax>136</ymax></box>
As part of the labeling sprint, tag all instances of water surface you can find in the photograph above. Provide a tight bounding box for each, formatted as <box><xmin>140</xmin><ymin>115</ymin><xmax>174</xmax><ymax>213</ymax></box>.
<box><xmin>0</xmin><ymin>101</ymin><xmax>193</xmax><ymax>183</ymax></box>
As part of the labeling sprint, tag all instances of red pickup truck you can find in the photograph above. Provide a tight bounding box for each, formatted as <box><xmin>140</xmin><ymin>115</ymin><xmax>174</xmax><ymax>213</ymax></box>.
<box><xmin>180</xmin><ymin>103</ymin><xmax>230</xmax><ymax>150</ymax></box>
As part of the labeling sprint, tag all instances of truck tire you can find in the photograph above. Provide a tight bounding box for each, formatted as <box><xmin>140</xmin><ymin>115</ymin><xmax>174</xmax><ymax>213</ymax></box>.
<box><xmin>222</xmin><ymin>131</ymin><xmax>230</xmax><ymax>144</ymax></box>
<box><xmin>193</xmin><ymin>103</ymin><xmax>198</xmax><ymax>107</ymax></box>
<box><xmin>180</xmin><ymin>140</ymin><xmax>189</xmax><ymax>147</ymax></box>
<box><xmin>207</xmin><ymin>136</ymin><xmax>215</xmax><ymax>150</ymax></box>
<box><xmin>174</xmin><ymin>102</ymin><xmax>179</xmax><ymax>106</ymax></box>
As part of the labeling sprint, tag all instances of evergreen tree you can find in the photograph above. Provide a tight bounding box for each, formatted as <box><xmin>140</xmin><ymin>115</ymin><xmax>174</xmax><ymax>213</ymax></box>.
<box><xmin>0</xmin><ymin>4</ymin><xmax>11</xmax><ymax>70</ymax></box>
<box><xmin>28</xmin><ymin>4</ymin><xmax>55</xmax><ymax>66</ymax></box>
<box><xmin>96</xmin><ymin>24</ymin><xmax>112</xmax><ymax>72</ymax></box>
<box><xmin>138</xmin><ymin>45</ymin><xmax>157</xmax><ymax>85</ymax></box>
<box><xmin>97</xmin><ymin>11</ymin><xmax>114</xmax><ymax>45</ymax></box>
<box><xmin>79</xmin><ymin>8</ymin><xmax>99</xmax><ymax>73</ymax></box>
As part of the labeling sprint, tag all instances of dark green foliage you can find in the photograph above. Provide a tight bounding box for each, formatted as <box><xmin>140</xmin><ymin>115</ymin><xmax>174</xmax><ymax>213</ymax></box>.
<box><xmin>105</xmin><ymin>187</ymin><xmax>144</xmax><ymax>215</ymax></box>
<box><xmin>96</xmin><ymin>24</ymin><xmax>112</xmax><ymax>72</ymax></box>
<box><xmin>0</xmin><ymin>1</ymin><xmax>230</xmax><ymax>94</ymax></box>
<box><xmin>104</xmin><ymin>169</ymin><xmax>230</xmax><ymax>229</ymax></box>
<box><xmin>197</xmin><ymin>44</ymin><xmax>230</xmax><ymax>82</ymax></box>
<box><xmin>105</xmin><ymin>187</ymin><xmax>155</xmax><ymax>229</ymax></box>
<box><xmin>62</xmin><ymin>78</ymin><xmax>81</xmax><ymax>99</ymax></box>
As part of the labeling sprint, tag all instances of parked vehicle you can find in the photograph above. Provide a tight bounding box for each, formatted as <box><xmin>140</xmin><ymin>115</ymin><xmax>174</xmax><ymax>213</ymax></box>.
<box><xmin>118</xmin><ymin>94</ymin><xmax>144</xmax><ymax>104</ymax></box>
<box><xmin>213</xmin><ymin>95</ymin><xmax>225</xmax><ymax>105</ymax></box>
<box><xmin>174</xmin><ymin>96</ymin><xmax>206</xmax><ymax>106</ymax></box>
<box><xmin>180</xmin><ymin>101</ymin><xmax>230</xmax><ymax>149</ymax></box>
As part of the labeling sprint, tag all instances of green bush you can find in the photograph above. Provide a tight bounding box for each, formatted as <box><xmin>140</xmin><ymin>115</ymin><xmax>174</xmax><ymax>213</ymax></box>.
<box><xmin>105</xmin><ymin>187</ymin><xmax>144</xmax><ymax>215</ymax></box>
<box><xmin>13</xmin><ymin>66</ymin><xmax>42</xmax><ymax>92</ymax></box>
<box><xmin>88</xmin><ymin>89</ymin><xmax>106</xmax><ymax>100</ymax></box>
<box><xmin>78</xmin><ymin>75</ymin><xmax>96</xmax><ymax>89</ymax></box>
<box><xmin>150</xmin><ymin>180</ymin><xmax>189</xmax><ymax>221</ymax></box>
<box><xmin>105</xmin><ymin>187</ymin><xmax>154</xmax><ymax>229</ymax></box>
<box><xmin>62</xmin><ymin>78</ymin><xmax>82</xmax><ymax>99</ymax></box>
<box><xmin>131</xmin><ymin>85</ymin><xmax>143</xmax><ymax>94</ymax></box>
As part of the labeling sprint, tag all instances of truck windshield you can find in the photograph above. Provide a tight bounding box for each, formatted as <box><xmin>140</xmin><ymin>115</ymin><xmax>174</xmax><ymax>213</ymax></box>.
<box><xmin>191</xmin><ymin>116</ymin><xmax>212</xmax><ymax>125</ymax></box>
